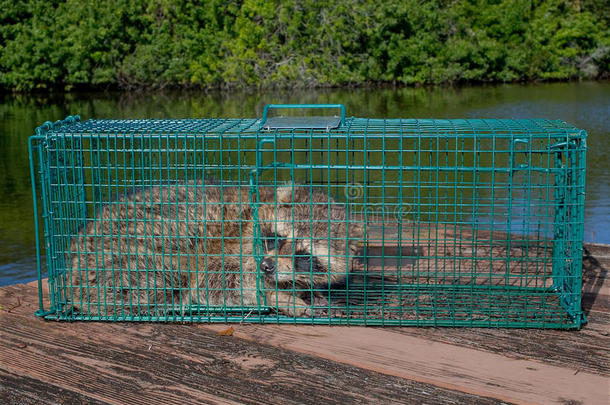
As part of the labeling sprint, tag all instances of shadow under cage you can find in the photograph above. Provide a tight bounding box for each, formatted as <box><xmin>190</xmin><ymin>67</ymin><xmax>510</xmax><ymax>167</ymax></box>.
<box><xmin>28</xmin><ymin>104</ymin><xmax>587</xmax><ymax>328</ymax></box>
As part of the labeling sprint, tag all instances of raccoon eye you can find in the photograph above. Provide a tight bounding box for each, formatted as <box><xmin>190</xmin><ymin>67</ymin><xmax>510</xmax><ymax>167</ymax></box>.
<box><xmin>294</xmin><ymin>250</ymin><xmax>322</xmax><ymax>273</ymax></box>
<box><xmin>294</xmin><ymin>255</ymin><xmax>311</xmax><ymax>272</ymax></box>
<box><xmin>262</xmin><ymin>233</ymin><xmax>286</xmax><ymax>251</ymax></box>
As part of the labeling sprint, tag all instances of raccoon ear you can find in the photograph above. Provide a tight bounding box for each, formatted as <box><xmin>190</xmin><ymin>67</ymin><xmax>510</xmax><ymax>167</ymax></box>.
<box><xmin>275</xmin><ymin>183</ymin><xmax>295</xmax><ymax>204</ymax></box>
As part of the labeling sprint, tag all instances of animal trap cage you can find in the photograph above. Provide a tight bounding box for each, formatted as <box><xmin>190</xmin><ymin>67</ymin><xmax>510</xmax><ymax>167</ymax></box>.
<box><xmin>29</xmin><ymin>104</ymin><xmax>587</xmax><ymax>328</ymax></box>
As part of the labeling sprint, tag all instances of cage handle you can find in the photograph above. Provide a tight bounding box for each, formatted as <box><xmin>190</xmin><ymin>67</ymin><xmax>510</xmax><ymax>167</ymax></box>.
<box><xmin>260</xmin><ymin>104</ymin><xmax>346</xmax><ymax>130</ymax></box>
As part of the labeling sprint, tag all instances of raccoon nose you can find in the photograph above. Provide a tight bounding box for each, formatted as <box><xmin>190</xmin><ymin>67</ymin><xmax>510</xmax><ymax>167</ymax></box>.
<box><xmin>260</xmin><ymin>258</ymin><xmax>275</xmax><ymax>274</ymax></box>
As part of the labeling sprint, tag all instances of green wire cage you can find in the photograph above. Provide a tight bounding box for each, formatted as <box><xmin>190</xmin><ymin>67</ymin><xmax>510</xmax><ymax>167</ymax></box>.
<box><xmin>29</xmin><ymin>104</ymin><xmax>587</xmax><ymax>328</ymax></box>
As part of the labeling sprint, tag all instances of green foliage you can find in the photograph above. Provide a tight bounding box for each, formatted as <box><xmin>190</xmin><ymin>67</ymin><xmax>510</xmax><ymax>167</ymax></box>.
<box><xmin>0</xmin><ymin>0</ymin><xmax>607</xmax><ymax>91</ymax></box>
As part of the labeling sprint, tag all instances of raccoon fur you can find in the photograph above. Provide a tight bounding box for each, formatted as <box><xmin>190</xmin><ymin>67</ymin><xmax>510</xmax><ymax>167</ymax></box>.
<box><xmin>67</xmin><ymin>183</ymin><xmax>363</xmax><ymax>318</ymax></box>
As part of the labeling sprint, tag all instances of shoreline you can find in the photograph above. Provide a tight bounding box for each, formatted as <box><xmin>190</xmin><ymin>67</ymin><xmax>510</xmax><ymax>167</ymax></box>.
<box><xmin>2</xmin><ymin>78</ymin><xmax>609</xmax><ymax>96</ymax></box>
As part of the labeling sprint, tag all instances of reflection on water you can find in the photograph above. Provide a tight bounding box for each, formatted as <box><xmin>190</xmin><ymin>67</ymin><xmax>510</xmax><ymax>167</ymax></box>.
<box><xmin>1</xmin><ymin>82</ymin><xmax>608</xmax><ymax>285</ymax></box>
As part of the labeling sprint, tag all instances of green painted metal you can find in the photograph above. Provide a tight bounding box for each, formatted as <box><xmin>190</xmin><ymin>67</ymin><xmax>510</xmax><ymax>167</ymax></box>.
<box><xmin>29</xmin><ymin>107</ymin><xmax>587</xmax><ymax>328</ymax></box>
<box><xmin>260</xmin><ymin>104</ymin><xmax>345</xmax><ymax>130</ymax></box>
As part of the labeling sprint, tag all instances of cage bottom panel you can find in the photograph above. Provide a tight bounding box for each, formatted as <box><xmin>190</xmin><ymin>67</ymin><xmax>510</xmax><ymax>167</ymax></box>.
<box><xmin>44</xmin><ymin>284</ymin><xmax>578</xmax><ymax>329</ymax></box>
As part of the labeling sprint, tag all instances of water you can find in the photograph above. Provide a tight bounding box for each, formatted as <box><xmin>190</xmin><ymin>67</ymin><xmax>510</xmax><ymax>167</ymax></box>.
<box><xmin>1</xmin><ymin>82</ymin><xmax>608</xmax><ymax>286</ymax></box>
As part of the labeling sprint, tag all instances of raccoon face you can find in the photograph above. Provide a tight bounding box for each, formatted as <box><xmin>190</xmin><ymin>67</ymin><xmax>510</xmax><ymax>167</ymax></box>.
<box><xmin>260</xmin><ymin>233</ymin><xmax>333</xmax><ymax>285</ymax></box>
<box><xmin>258</xmin><ymin>184</ymin><xmax>364</xmax><ymax>286</ymax></box>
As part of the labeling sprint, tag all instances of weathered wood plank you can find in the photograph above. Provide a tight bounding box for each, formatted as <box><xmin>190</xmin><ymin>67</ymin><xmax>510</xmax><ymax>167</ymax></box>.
<box><xmin>0</xmin><ymin>367</ymin><xmax>106</xmax><ymax>405</ymax></box>
<box><xmin>203</xmin><ymin>323</ymin><xmax>609</xmax><ymax>405</ymax></box>
<box><xmin>0</xmin><ymin>319</ymin><xmax>240</xmax><ymax>405</ymax></box>
<box><xmin>0</xmin><ymin>283</ymin><xmax>506</xmax><ymax>405</ymax></box>
<box><xmin>388</xmin><ymin>310</ymin><xmax>610</xmax><ymax>376</ymax></box>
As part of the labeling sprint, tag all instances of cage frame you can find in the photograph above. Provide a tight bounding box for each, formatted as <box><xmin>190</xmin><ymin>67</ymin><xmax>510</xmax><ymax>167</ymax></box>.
<box><xmin>29</xmin><ymin>105</ymin><xmax>587</xmax><ymax>328</ymax></box>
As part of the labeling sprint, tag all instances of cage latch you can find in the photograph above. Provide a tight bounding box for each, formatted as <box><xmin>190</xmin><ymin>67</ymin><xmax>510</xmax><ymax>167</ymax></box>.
<box><xmin>548</xmin><ymin>140</ymin><xmax>578</xmax><ymax>151</ymax></box>
<box><xmin>510</xmin><ymin>138</ymin><xmax>530</xmax><ymax>172</ymax></box>
<box><xmin>548</xmin><ymin>139</ymin><xmax>578</xmax><ymax>158</ymax></box>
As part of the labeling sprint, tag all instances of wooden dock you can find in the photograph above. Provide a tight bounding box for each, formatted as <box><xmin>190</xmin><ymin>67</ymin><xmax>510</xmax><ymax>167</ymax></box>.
<box><xmin>1</xmin><ymin>243</ymin><xmax>608</xmax><ymax>404</ymax></box>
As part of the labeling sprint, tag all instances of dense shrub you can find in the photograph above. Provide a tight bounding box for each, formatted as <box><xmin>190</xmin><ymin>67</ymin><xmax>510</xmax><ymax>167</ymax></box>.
<box><xmin>0</xmin><ymin>0</ymin><xmax>607</xmax><ymax>91</ymax></box>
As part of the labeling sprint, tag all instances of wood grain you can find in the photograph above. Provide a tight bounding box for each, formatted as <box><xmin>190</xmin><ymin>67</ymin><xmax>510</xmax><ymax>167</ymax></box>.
<box><xmin>0</xmin><ymin>367</ymin><xmax>106</xmax><ymax>405</ymax></box>
<box><xmin>0</xmin><ymin>283</ymin><xmax>505</xmax><ymax>405</ymax></box>
<box><xmin>203</xmin><ymin>323</ymin><xmax>609</xmax><ymax>405</ymax></box>
<box><xmin>390</xmin><ymin>310</ymin><xmax>610</xmax><ymax>376</ymax></box>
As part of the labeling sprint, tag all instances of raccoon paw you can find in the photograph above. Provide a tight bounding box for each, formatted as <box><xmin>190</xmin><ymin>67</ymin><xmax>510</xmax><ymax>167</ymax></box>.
<box><xmin>302</xmin><ymin>306</ymin><xmax>330</xmax><ymax>318</ymax></box>
<box><xmin>273</xmin><ymin>292</ymin><xmax>330</xmax><ymax>318</ymax></box>
<box><xmin>300</xmin><ymin>295</ymin><xmax>328</xmax><ymax>317</ymax></box>
<box><xmin>278</xmin><ymin>304</ymin><xmax>328</xmax><ymax>318</ymax></box>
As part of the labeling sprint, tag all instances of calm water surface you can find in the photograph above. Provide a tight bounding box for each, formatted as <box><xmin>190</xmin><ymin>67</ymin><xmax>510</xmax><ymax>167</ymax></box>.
<box><xmin>1</xmin><ymin>82</ymin><xmax>608</xmax><ymax>286</ymax></box>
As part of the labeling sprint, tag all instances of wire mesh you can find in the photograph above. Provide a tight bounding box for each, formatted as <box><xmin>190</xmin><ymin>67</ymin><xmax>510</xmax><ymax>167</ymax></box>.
<box><xmin>29</xmin><ymin>109</ymin><xmax>587</xmax><ymax>328</ymax></box>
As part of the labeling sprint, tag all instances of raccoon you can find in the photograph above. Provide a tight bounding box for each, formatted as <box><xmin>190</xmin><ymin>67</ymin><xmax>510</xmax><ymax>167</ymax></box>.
<box><xmin>67</xmin><ymin>182</ymin><xmax>363</xmax><ymax>318</ymax></box>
